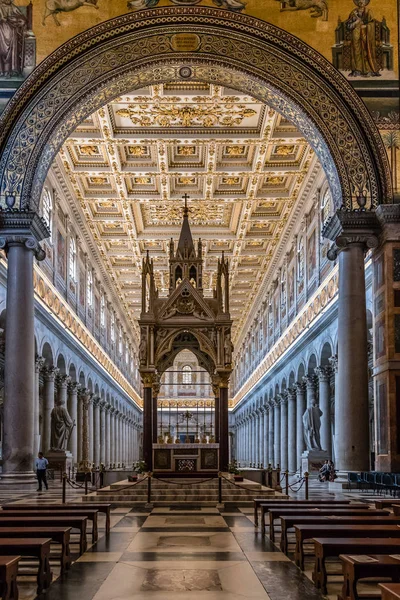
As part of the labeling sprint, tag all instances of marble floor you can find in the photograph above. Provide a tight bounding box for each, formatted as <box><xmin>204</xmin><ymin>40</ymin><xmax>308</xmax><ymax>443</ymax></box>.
<box><xmin>1</xmin><ymin>479</ymin><xmax>389</xmax><ymax>600</ymax></box>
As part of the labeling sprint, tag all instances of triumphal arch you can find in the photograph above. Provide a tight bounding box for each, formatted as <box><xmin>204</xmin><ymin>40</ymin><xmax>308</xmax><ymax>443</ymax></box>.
<box><xmin>139</xmin><ymin>196</ymin><xmax>233</xmax><ymax>472</ymax></box>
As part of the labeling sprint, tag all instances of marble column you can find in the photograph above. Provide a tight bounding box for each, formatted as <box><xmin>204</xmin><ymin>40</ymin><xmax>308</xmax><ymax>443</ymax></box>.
<box><xmin>34</xmin><ymin>356</ymin><xmax>45</xmax><ymax>459</ymax></box>
<box><xmin>268</xmin><ymin>403</ymin><xmax>274</xmax><ymax>464</ymax></box>
<box><xmin>329</xmin><ymin>356</ymin><xmax>339</xmax><ymax>463</ymax></box>
<box><xmin>263</xmin><ymin>407</ymin><xmax>268</xmax><ymax>466</ymax></box>
<box><xmin>77</xmin><ymin>391</ymin><xmax>83</xmax><ymax>464</ymax></box>
<box><xmin>79</xmin><ymin>388</ymin><xmax>91</xmax><ymax>471</ymax></box>
<box><xmin>0</xmin><ymin>213</ymin><xmax>48</xmax><ymax>485</ymax></box>
<box><xmin>304</xmin><ymin>375</ymin><xmax>317</xmax><ymax>408</ymax></box>
<box><xmin>255</xmin><ymin>412</ymin><xmax>260</xmax><ymax>465</ymax></box>
<box><xmin>287</xmin><ymin>388</ymin><xmax>297</xmax><ymax>473</ymax></box>
<box><xmin>108</xmin><ymin>408</ymin><xmax>115</xmax><ymax>466</ymax></box>
<box><xmin>324</xmin><ymin>211</ymin><xmax>377</xmax><ymax>472</ymax></box>
<box><xmin>115</xmin><ymin>412</ymin><xmax>120</xmax><ymax>465</ymax></box>
<box><xmin>88</xmin><ymin>396</ymin><xmax>94</xmax><ymax>464</ymax></box>
<box><xmin>67</xmin><ymin>382</ymin><xmax>79</xmax><ymax>463</ymax></box>
<box><xmin>295</xmin><ymin>381</ymin><xmax>306</xmax><ymax>471</ymax></box>
<box><xmin>280</xmin><ymin>393</ymin><xmax>288</xmax><ymax>471</ymax></box>
<box><xmin>100</xmin><ymin>402</ymin><xmax>106</xmax><ymax>466</ymax></box>
<box><xmin>315</xmin><ymin>366</ymin><xmax>332</xmax><ymax>457</ymax></box>
<box><xmin>93</xmin><ymin>397</ymin><xmax>100</xmax><ymax>466</ymax></box>
<box><xmin>260</xmin><ymin>410</ymin><xmax>264</xmax><ymax>466</ymax></box>
<box><xmin>42</xmin><ymin>366</ymin><xmax>58</xmax><ymax>453</ymax></box>
<box><xmin>56</xmin><ymin>374</ymin><xmax>70</xmax><ymax>408</ymax></box>
<box><xmin>273</xmin><ymin>398</ymin><xmax>281</xmax><ymax>467</ymax></box>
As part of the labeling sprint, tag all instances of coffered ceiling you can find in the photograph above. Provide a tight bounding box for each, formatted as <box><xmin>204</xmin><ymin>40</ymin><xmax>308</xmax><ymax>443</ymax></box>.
<box><xmin>55</xmin><ymin>82</ymin><xmax>320</xmax><ymax>342</ymax></box>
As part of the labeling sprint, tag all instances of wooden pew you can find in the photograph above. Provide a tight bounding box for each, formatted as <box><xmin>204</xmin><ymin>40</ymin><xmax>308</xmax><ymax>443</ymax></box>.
<box><xmin>294</xmin><ymin>524</ymin><xmax>400</xmax><ymax>570</ymax></box>
<box><xmin>0</xmin><ymin>528</ymin><xmax>71</xmax><ymax>572</ymax></box>
<box><xmin>266</xmin><ymin>508</ymin><xmax>387</xmax><ymax>541</ymax></box>
<box><xmin>0</xmin><ymin>556</ymin><xmax>20</xmax><ymax>600</ymax></box>
<box><xmin>260</xmin><ymin>502</ymin><xmax>367</xmax><ymax>535</ymax></box>
<box><xmin>2</xmin><ymin>503</ymin><xmax>111</xmax><ymax>535</ymax></box>
<box><xmin>253</xmin><ymin>498</ymin><xmax>352</xmax><ymax>527</ymax></box>
<box><xmin>338</xmin><ymin>556</ymin><xmax>400</xmax><ymax>600</ymax></box>
<box><xmin>313</xmin><ymin>538</ymin><xmax>400</xmax><ymax>594</ymax></box>
<box><xmin>0</xmin><ymin>516</ymin><xmax>87</xmax><ymax>555</ymax></box>
<box><xmin>380</xmin><ymin>583</ymin><xmax>400</xmax><ymax>600</ymax></box>
<box><xmin>392</xmin><ymin>505</ymin><xmax>400</xmax><ymax>517</ymax></box>
<box><xmin>375</xmin><ymin>499</ymin><xmax>400</xmax><ymax>510</ymax></box>
<box><xmin>0</xmin><ymin>509</ymin><xmax>98</xmax><ymax>543</ymax></box>
<box><xmin>0</xmin><ymin>539</ymin><xmax>52</xmax><ymax>595</ymax></box>
<box><xmin>280</xmin><ymin>514</ymin><xmax>400</xmax><ymax>556</ymax></box>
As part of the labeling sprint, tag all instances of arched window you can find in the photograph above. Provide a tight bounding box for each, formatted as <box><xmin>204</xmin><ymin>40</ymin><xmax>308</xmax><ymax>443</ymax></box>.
<box><xmin>87</xmin><ymin>270</ymin><xmax>93</xmax><ymax>307</ymax></box>
<box><xmin>100</xmin><ymin>295</ymin><xmax>106</xmax><ymax>328</ymax></box>
<box><xmin>69</xmin><ymin>236</ymin><xmax>76</xmax><ymax>280</ymax></box>
<box><xmin>42</xmin><ymin>188</ymin><xmax>53</xmax><ymax>235</ymax></box>
<box><xmin>321</xmin><ymin>189</ymin><xmax>333</xmax><ymax>227</ymax></box>
<box><xmin>297</xmin><ymin>237</ymin><xmax>305</xmax><ymax>281</ymax></box>
<box><xmin>110</xmin><ymin>313</ymin><xmax>115</xmax><ymax>343</ymax></box>
<box><xmin>182</xmin><ymin>365</ymin><xmax>192</xmax><ymax>385</ymax></box>
<box><xmin>118</xmin><ymin>329</ymin><xmax>123</xmax><ymax>355</ymax></box>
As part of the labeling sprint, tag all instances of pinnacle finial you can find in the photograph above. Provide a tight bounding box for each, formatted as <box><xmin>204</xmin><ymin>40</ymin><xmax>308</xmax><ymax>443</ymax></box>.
<box><xmin>182</xmin><ymin>193</ymin><xmax>189</xmax><ymax>216</ymax></box>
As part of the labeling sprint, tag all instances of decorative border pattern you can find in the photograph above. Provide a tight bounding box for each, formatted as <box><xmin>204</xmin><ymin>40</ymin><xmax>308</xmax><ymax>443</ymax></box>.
<box><xmin>232</xmin><ymin>264</ymin><xmax>339</xmax><ymax>407</ymax></box>
<box><xmin>31</xmin><ymin>263</ymin><xmax>143</xmax><ymax>408</ymax></box>
<box><xmin>0</xmin><ymin>7</ymin><xmax>391</xmax><ymax>212</ymax></box>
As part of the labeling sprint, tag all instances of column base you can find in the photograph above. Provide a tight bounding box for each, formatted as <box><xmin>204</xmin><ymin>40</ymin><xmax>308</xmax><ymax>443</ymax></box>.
<box><xmin>301</xmin><ymin>450</ymin><xmax>329</xmax><ymax>478</ymax></box>
<box><xmin>0</xmin><ymin>471</ymin><xmax>38</xmax><ymax>488</ymax></box>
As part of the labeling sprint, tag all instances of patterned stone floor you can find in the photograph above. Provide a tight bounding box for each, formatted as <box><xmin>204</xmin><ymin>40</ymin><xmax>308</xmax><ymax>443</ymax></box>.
<box><xmin>0</xmin><ymin>478</ymin><xmax>388</xmax><ymax>600</ymax></box>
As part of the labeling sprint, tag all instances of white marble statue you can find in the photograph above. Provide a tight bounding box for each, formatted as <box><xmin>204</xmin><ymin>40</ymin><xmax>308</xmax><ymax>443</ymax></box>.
<box><xmin>302</xmin><ymin>403</ymin><xmax>323</xmax><ymax>451</ymax></box>
<box><xmin>50</xmin><ymin>399</ymin><xmax>74</xmax><ymax>451</ymax></box>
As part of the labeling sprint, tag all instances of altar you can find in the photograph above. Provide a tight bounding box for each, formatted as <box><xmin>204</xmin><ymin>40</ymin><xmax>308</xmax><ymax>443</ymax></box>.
<box><xmin>153</xmin><ymin>443</ymin><xmax>219</xmax><ymax>473</ymax></box>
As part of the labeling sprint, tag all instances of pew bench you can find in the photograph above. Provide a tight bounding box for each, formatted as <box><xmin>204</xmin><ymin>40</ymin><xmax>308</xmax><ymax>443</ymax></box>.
<box><xmin>0</xmin><ymin>556</ymin><xmax>20</xmax><ymax>600</ymax></box>
<box><xmin>375</xmin><ymin>500</ymin><xmax>400</xmax><ymax>510</ymax></box>
<box><xmin>313</xmin><ymin>538</ymin><xmax>400</xmax><ymax>594</ymax></box>
<box><xmin>0</xmin><ymin>539</ymin><xmax>52</xmax><ymax>595</ymax></box>
<box><xmin>279</xmin><ymin>515</ymin><xmax>400</xmax><ymax>556</ymax></box>
<box><xmin>253</xmin><ymin>498</ymin><xmax>351</xmax><ymax>527</ymax></box>
<box><xmin>0</xmin><ymin>528</ymin><xmax>71</xmax><ymax>572</ymax></box>
<box><xmin>0</xmin><ymin>516</ymin><xmax>87</xmax><ymax>555</ymax></box>
<box><xmin>380</xmin><ymin>583</ymin><xmax>400</xmax><ymax>600</ymax></box>
<box><xmin>0</xmin><ymin>509</ymin><xmax>98</xmax><ymax>543</ymax></box>
<box><xmin>2</xmin><ymin>503</ymin><xmax>111</xmax><ymax>535</ymax></box>
<box><xmin>267</xmin><ymin>508</ymin><xmax>388</xmax><ymax>541</ymax></box>
<box><xmin>338</xmin><ymin>555</ymin><xmax>400</xmax><ymax>600</ymax></box>
<box><xmin>260</xmin><ymin>502</ymin><xmax>367</xmax><ymax>535</ymax></box>
<box><xmin>294</xmin><ymin>524</ymin><xmax>400</xmax><ymax>570</ymax></box>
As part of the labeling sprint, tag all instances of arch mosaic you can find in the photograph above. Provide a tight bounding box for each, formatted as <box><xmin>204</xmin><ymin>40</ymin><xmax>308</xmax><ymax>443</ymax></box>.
<box><xmin>0</xmin><ymin>7</ymin><xmax>391</xmax><ymax>212</ymax></box>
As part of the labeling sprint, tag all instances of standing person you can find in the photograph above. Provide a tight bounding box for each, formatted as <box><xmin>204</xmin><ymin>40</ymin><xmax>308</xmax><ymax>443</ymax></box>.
<box><xmin>35</xmin><ymin>452</ymin><xmax>49</xmax><ymax>492</ymax></box>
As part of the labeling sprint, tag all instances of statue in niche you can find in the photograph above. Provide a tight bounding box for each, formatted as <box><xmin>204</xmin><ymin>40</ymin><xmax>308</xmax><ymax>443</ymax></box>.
<box><xmin>302</xmin><ymin>403</ymin><xmax>323</xmax><ymax>451</ymax></box>
<box><xmin>139</xmin><ymin>335</ymin><xmax>147</xmax><ymax>365</ymax></box>
<box><xmin>50</xmin><ymin>399</ymin><xmax>74</xmax><ymax>451</ymax></box>
<box><xmin>224</xmin><ymin>334</ymin><xmax>233</xmax><ymax>366</ymax></box>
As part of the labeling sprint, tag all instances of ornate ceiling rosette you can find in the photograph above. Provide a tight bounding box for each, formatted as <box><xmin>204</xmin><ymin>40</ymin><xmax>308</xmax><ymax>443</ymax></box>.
<box><xmin>0</xmin><ymin>6</ymin><xmax>391</xmax><ymax>212</ymax></box>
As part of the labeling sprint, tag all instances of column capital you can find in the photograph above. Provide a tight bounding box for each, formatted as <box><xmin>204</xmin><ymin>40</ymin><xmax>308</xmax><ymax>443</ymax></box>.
<box><xmin>328</xmin><ymin>354</ymin><xmax>338</xmax><ymax>373</ymax></box>
<box><xmin>35</xmin><ymin>355</ymin><xmax>46</xmax><ymax>373</ymax></box>
<box><xmin>99</xmin><ymin>400</ymin><xmax>107</xmax><ymax>412</ymax></box>
<box><xmin>0</xmin><ymin>209</ymin><xmax>49</xmax><ymax>260</ymax></box>
<box><xmin>294</xmin><ymin>381</ymin><xmax>306</xmax><ymax>393</ymax></box>
<box><xmin>67</xmin><ymin>381</ymin><xmax>80</xmax><ymax>394</ymax></box>
<box><xmin>278</xmin><ymin>392</ymin><xmax>288</xmax><ymax>406</ymax></box>
<box><xmin>92</xmin><ymin>394</ymin><xmax>101</xmax><ymax>407</ymax></box>
<box><xmin>273</xmin><ymin>396</ymin><xmax>281</xmax><ymax>407</ymax></box>
<box><xmin>375</xmin><ymin>204</ymin><xmax>400</xmax><ymax>243</ymax></box>
<box><xmin>56</xmin><ymin>373</ymin><xmax>71</xmax><ymax>388</ymax></box>
<box><xmin>315</xmin><ymin>365</ymin><xmax>331</xmax><ymax>382</ymax></box>
<box><xmin>303</xmin><ymin>374</ymin><xmax>317</xmax><ymax>389</ymax></box>
<box><xmin>141</xmin><ymin>372</ymin><xmax>156</xmax><ymax>388</ymax></box>
<box><xmin>287</xmin><ymin>387</ymin><xmax>296</xmax><ymax>401</ymax></box>
<box><xmin>323</xmin><ymin>210</ymin><xmax>379</xmax><ymax>260</ymax></box>
<box><xmin>43</xmin><ymin>365</ymin><xmax>59</xmax><ymax>382</ymax></box>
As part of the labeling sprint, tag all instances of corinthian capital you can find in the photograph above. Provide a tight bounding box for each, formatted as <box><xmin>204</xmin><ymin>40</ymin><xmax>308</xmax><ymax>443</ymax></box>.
<box><xmin>315</xmin><ymin>366</ymin><xmax>331</xmax><ymax>382</ymax></box>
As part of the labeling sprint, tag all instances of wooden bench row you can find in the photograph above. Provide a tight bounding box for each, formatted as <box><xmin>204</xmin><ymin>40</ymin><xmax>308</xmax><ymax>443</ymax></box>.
<box><xmin>0</xmin><ymin>502</ymin><xmax>112</xmax><ymax>599</ymax></box>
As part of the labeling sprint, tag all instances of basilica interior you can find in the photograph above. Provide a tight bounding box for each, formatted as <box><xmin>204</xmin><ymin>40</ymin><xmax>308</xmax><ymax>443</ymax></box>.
<box><xmin>0</xmin><ymin>2</ymin><xmax>398</xmax><ymax>600</ymax></box>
